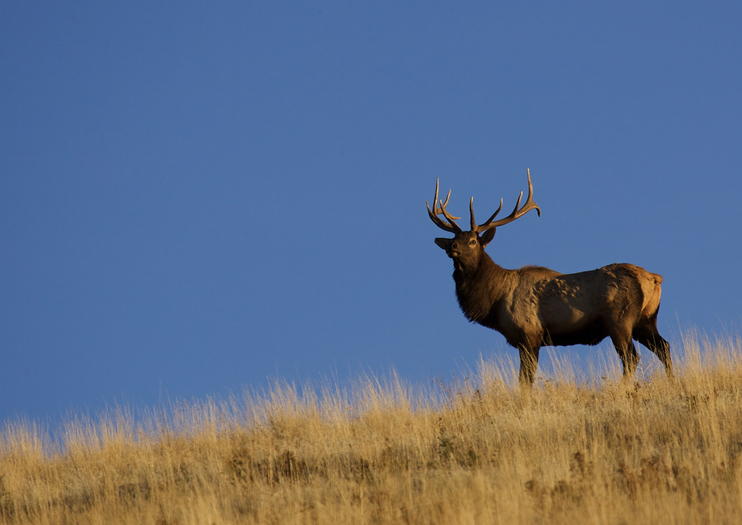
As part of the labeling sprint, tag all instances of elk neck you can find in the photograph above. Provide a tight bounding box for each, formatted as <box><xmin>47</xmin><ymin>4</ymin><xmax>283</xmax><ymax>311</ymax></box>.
<box><xmin>452</xmin><ymin>251</ymin><xmax>515</xmax><ymax>325</ymax></box>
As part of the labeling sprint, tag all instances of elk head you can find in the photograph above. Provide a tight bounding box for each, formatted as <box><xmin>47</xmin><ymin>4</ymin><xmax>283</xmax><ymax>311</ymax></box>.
<box><xmin>427</xmin><ymin>169</ymin><xmax>542</xmax><ymax>273</ymax></box>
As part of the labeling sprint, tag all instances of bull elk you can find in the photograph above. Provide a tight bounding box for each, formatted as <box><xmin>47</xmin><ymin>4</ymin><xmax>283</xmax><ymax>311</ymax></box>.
<box><xmin>426</xmin><ymin>170</ymin><xmax>672</xmax><ymax>384</ymax></box>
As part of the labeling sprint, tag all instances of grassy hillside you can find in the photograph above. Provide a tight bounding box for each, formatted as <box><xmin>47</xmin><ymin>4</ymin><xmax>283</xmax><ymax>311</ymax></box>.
<box><xmin>1</xmin><ymin>338</ymin><xmax>741</xmax><ymax>524</ymax></box>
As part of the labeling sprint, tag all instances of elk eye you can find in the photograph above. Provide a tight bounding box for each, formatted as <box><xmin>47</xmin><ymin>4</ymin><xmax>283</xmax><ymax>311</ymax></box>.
<box><xmin>468</xmin><ymin>239</ymin><xmax>477</xmax><ymax>246</ymax></box>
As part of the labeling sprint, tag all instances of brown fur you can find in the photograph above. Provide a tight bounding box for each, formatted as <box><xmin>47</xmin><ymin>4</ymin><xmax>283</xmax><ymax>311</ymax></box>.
<box><xmin>434</xmin><ymin>231</ymin><xmax>672</xmax><ymax>385</ymax></box>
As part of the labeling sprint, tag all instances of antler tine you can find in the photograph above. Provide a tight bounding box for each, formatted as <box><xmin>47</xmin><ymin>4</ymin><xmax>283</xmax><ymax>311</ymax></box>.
<box><xmin>438</xmin><ymin>199</ymin><xmax>461</xmax><ymax>227</ymax></box>
<box><xmin>426</xmin><ymin>201</ymin><xmax>458</xmax><ymax>233</ymax></box>
<box><xmin>438</xmin><ymin>189</ymin><xmax>452</xmax><ymax>211</ymax></box>
<box><xmin>469</xmin><ymin>197</ymin><xmax>476</xmax><ymax>231</ymax></box>
<box><xmin>478</xmin><ymin>169</ymin><xmax>541</xmax><ymax>231</ymax></box>
<box><xmin>436</xmin><ymin>188</ymin><xmax>461</xmax><ymax>221</ymax></box>
<box><xmin>433</xmin><ymin>180</ymin><xmax>463</xmax><ymax>227</ymax></box>
<box><xmin>426</xmin><ymin>178</ymin><xmax>462</xmax><ymax>233</ymax></box>
<box><xmin>509</xmin><ymin>191</ymin><xmax>524</xmax><ymax>217</ymax></box>
<box><xmin>477</xmin><ymin>198</ymin><xmax>504</xmax><ymax>230</ymax></box>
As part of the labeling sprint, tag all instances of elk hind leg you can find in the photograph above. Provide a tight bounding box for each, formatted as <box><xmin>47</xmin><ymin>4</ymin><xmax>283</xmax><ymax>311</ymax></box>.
<box><xmin>634</xmin><ymin>323</ymin><xmax>673</xmax><ymax>377</ymax></box>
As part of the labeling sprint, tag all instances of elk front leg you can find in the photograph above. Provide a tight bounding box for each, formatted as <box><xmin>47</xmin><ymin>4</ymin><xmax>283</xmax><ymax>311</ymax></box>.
<box><xmin>518</xmin><ymin>346</ymin><xmax>540</xmax><ymax>386</ymax></box>
<box><xmin>610</xmin><ymin>333</ymin><xmax>639</xmax><ymax>378</ymax></box>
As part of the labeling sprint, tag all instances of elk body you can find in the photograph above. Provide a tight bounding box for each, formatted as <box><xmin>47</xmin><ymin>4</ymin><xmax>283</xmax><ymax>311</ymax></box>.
<box><xmin>427</xmin><ymin>171</ymin><xmax>672</xmax><ymax>384</ymax></box>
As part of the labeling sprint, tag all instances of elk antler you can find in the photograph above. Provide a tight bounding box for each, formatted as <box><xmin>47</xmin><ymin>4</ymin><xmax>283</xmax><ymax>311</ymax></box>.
<box><xmin>426</xmin><ymin>179</ymin><xmax>462</xmax><ymax>233</ymax></box>
<box><xmin>469</xmin><ymin>195</ymin><xmax>503</xmax><ymax>232</ymax></box>
<box><xmin>427</xmin><ymin>169</ymin><xmax>541</xmax><ymax>234</ymax></box>
<box><xmin>475</xmin><ymin>169</ymin><xmax>541</xmax><ymax>232</ymax></box>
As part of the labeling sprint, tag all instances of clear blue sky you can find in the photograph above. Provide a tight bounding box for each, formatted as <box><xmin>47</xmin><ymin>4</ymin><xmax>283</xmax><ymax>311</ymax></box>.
<box><xmin>2</xmin><ymin>2</ymin><xmax>741</xmax><ymax>423</ymax></box>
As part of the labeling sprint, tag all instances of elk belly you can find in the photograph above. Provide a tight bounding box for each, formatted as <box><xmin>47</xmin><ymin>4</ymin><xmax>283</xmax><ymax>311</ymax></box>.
<box><xmin>538</xmin><ymin>300</ymin><xmax>608</xmax><ymax>346</ymax></box>
<box><xmin>542</xmin><ymin>306</ymin><xmax>590</xmax><ymax>331</ymax></box>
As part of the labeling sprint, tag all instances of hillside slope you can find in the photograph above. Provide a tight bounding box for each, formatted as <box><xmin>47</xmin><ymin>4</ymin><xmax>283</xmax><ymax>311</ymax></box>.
<box><xmin>1</xmin><ymin>339</ymin><xmax>741</xmax><ymax>524</ymax></box>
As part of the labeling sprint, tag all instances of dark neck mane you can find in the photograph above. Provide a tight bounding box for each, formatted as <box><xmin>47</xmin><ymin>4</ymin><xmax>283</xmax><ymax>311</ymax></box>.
<box><xmin>453</xmin><ymin>253</ymin><xmax>513</xmax><ymax>323</ymax></box>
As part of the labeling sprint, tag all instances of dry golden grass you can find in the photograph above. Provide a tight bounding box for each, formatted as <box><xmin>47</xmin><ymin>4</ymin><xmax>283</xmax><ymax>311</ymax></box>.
<box><xmin>1</xmin><ymin>337</ymin><xmax>741</xmax><ymax>524</ymax></box>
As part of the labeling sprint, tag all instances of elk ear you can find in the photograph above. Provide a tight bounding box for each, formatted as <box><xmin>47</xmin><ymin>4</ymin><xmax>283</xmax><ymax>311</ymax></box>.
<box><xmin>479</xmin><ymin>229</ymin><xmax>496</xmax><ymax>246</ymax></box>
<box><xmin>434</xmin><ymin>238</ymin><xmax>452</xmax><ymax>250</ymax></box>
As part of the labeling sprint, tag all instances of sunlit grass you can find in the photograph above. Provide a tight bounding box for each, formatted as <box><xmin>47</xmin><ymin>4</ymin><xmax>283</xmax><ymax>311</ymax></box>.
<box><xmin>1</xmin><ymin>336</ymin><xmax>740</xmax><ymax>524</ymax></box>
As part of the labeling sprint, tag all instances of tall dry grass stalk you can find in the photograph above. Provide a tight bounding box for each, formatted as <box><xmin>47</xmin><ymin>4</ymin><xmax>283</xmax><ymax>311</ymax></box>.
<box><xmin>1</xmin><ymin>337</ymin><xmax>741</xmax><ymax>524</ymax></box>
